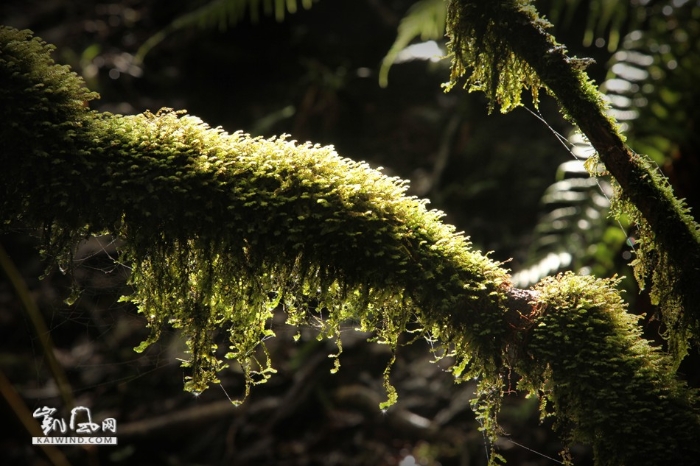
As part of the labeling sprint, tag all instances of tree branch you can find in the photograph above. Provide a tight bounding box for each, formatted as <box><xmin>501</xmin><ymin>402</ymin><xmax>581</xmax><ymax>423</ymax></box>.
<box><xmin>445</xmin><ymin>0</ymin><xmax>700</xmax><ymax>362</ymax></box>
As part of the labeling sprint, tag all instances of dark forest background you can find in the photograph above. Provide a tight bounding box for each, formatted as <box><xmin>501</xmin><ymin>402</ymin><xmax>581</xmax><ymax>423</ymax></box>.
<box><xmin>1</xmin><ymin>1</ymin><xmax>698</xmax><ymax>465</ymax></box>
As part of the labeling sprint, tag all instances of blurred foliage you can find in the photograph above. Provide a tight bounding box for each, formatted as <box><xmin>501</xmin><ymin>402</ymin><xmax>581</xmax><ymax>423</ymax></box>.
<box><xmin>378</xmin><ymin>0</ymin><xmax>446</xmax><ymax>87</ymax></box>
<box><xmin>515</xmin><ymin>0</ymin><xmax>700</xmax><ymax>296</ymax></box>
<box><xmin>135</xmin><ymin>0</ymin><xmax>318</xmax><ymax>63</ymax></box>
<box><xmin>511</xmin><ymin>143</ymin><xmax>623</xmax><ymax>288</ymax></box>
<box><xmin>543</xmin><ymin>0</ymin><xmax>644</xmax><ymax>51</ymax></box>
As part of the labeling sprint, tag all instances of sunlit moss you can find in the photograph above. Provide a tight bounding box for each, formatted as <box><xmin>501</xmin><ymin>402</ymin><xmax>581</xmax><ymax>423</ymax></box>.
<box><xmin>519</xmin><ymin>273</ymin><xmax>700</xmax><ymax>465</ymax></box>
<box><xmin>1</xmin><ymin>26</ymin><xmax>511</xmax><ymax>408</ymax></box>
<box><xmin>109</xmin><ymin>110</ymin><xmax>513</xmax><ymax>405</ymax></box>
<box><xmin>608</xmin><ymin>157</ymin><xmax>700</xmax><ymax>365</ymax></box>
<box><xmin>445</xmin><ymin>0</ymin><xmax>700</xmax><ymax>368</ymax></box>
<box><xmin>444</xmin><ymin>0</ymin><xmax>549</xmax><ymax>113</ymax></box>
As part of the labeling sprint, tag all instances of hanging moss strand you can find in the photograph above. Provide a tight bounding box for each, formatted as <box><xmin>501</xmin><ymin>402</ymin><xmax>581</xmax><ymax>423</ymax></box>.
<box><xmin>0</xmin><ymin>26</ymin><xmax>510</xmax><ymax>407</ymax></box>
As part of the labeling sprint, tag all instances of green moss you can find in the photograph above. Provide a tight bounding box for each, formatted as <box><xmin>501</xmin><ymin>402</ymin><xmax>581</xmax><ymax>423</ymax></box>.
<box><xmin>519</xmin><ymin>273</ymin><xmax>700</xmax><ymax>465</ymax></box>
<box><xmin>0</xmin><ymin>27</ymin><xmax>98</xmax><ymax>244</ymax></box>
<box><xmin>444</xmin><ymin>0</ymin><xmax>549</xmax><ymax>113</ymax></box>
<box><xmin>1</xmin><ymin>26</ymin><xmax>510</xmax><ymax>408</ymax></box>
<box><xmin>608</xmin><ymin>155</ymin><xmax>700</xmax><ymax>364</ymax></box>
<box><xmin>106</xmin><ymin>110</ymin><xmax>512</xmax><ymax>405</ymax></box>
<box><xmin>445</xmin><ymin>0</ymin><xmax>700</xmax><ymax>367</ymax></box>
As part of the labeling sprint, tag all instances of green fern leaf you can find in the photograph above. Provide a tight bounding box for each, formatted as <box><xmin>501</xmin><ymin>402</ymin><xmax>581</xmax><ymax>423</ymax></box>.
<box><xmin>379</xmin><ymin>0</ymin><xmax>447</xmax><ymax>88</ymax></box>
<box><xmin>135</xmin><ymin>0</ymin><xmax>317</xmax><ymax>64</ymax></box>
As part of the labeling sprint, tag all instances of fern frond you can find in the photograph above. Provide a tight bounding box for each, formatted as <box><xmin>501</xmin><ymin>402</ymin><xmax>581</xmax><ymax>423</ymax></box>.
<box><xmin>379</xmin><ymin>0</ymin><xmax>447</xmax><ymax>88</ymax></box>
<box><xmin>546</xmin><ymin>0</ymin><xmax>639</xmax><ymax>51</ymax></box>
<box><xmin>515</xmin><ymin>0</ymin><xmax>700</xmax><ymax>362</ymax></box>
<box><xmin>135</xmin><ymin>0</ymin><xmax>317</xmax><ymax>64</ymax></box>
<box><xmin>512</xmin><ymin>132</ymin><xmax>616</xmax><ymax>288</ymax></box>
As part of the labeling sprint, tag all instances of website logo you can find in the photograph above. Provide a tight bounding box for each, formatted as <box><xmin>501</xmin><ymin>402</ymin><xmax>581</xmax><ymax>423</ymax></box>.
<box><xmin>32</xmin><ymin>406</ymin><xmax>118</xmax><ymax>445</ymax></box>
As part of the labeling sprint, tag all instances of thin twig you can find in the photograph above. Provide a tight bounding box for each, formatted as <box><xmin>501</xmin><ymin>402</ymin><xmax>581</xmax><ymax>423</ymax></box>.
<box><xmin>0</xmin><ymin>369</ymin><xmax>72</xmax><ymax>466</ymax></box>
<box><xmin>0</xmin><ymin>242</ymin><xmax>74</xmax><ymax>409</ymax></box>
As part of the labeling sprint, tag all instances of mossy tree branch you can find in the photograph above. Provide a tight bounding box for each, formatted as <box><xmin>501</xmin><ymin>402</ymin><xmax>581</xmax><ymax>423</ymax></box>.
<box><xmin>445</xmin><ymin>0</ymin><xmax>700</xmax><ymax>362</ymax></box>
<box><xmin>0</xmin><ymin>25</ymin><xmax>511</xmax><ymax>405</ymax></box>
<box><xmin>2</xmin><ymin>25</ymin><xmax>700</xmax><ymax>465</ymax></box>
